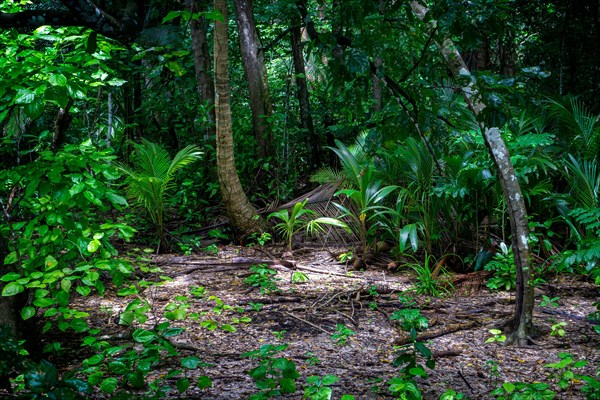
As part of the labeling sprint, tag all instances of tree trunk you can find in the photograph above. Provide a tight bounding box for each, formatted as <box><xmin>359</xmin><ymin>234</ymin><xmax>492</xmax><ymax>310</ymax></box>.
<box><xmin>291</xmin><ymin>21</ymin><xmax>321</xmax><ymax>169</ymax></box>
<box><xmin>234</xmin><ymin>0</ymin><xmax>273</xmax><ymax>160</ymax></box>
<box><xmin>213</xmin><ymin>0</ymin><xmax>266</xmax><ymax>236</ymax></box>
<box><xmin>188</xmin><ymin>0</ymin><xmax>215</xmax><ymax>141</ymax></box>
<box><xmin>371</xmin><ymin>57</ymin><xmax>383</xmax><ymax>113</ymax></box>
<box><xmin>411</xmin><ymin>1</ymin><xmax>536</xmax><ymax>345</ymax></box>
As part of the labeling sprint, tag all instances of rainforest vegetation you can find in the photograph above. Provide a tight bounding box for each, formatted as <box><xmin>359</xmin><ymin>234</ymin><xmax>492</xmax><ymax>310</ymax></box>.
<box><xmin>0</xmin><ymin>0</ymin><xmax>599</xmax><ymax>398</ymax></box>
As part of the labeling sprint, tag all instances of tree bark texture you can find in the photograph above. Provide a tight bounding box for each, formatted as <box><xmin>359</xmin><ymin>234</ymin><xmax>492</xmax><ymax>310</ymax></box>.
<box><xmin>234</xmin><ymin>0</ymin><xmax>273</xmax><ymax>160</ymax></box>
<box><xmin>291</xmin><ymin>22</ymin><xmax>321</xmax><ymax>169</ymax></box>
<box><xmin>213</xmin><ymin>0</ymin><xmax>265</xmax><ymax>236</ymax></box>
<box><xmin>410</xmin><ymin>1</ymin><xmax>535</xmax><ymax>344</ymax></box>
<box><xmin>188</xmin><ymin>0</ymin><xmax>216</xmax><ymax>141</ymax></box>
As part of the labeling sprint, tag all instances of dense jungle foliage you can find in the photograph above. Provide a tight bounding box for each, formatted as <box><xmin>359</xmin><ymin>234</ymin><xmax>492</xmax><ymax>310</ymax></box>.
<box><xmin>0</xmin><ymin>0</ymin><xmax>599</xmax><ymax>398</ymax></box>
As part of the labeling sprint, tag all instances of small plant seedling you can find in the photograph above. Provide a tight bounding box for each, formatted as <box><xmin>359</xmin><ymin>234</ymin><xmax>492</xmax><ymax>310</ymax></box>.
<box><xmin>545</xmin><ymin>352</ymin><xmax>588</xmax><ymax>391</ymax></box>
<box><xmin>242</xmin><ymin>344</ymin><xmax>300</xmax><ymax>399</ymax></box>
<box><xmin>205</xmin><ymin>243</ymin><xmax>219</xmax><ymax>255</ymax></box>
<box><xmin>539</xmin><ymin>295</ymin><xmax>560</xmax><ymax>308</ymax></box>
<box><xmin>248</xmin><ymin>302</ymin><xmax>265</xmax><ymax>312</ymax></box>
<box><xmin>268</xmin><ymin>199</ymin><xmax>348</xmax><ymax>251</ymax></box>
<box><xmin>292</xmin><ymin>271</ymin><xmax>310</xmax><ymax>283</ymax></box>
<box><xmin>272</xmin><ymin>330</ymin><xmax>287</xmax><ymax>340</ymax></box>
<box><xmin>439</xmin><ymin>389</ymin><xmax>467</xmax><ymax>399</ymax></box>
<box><xmin>330</xmin><ymin>324</ymin><xmax>355</xmax><ymax>346</ymax></box>
<box><xmin>490</xmin><ymin>382</ymin><xmax>555</xmax><ymax>399</ymax></box>
<box><xmin>485</xmin><ymin>329</ymin><xmax>507</xmax><ymax>344</ymax></box>
<box><xmin>305</xmin><ymin>352</ymin><xmax>321</xmax><ymax>366</ymax></box>
<box><xmin>244</xmin><ymin>264</ymin><xmax>280</xmax><ymax>293</ymax></box>
<box><xmin>338</xmin><ymin>251</ymin><xmax>354</xmax><ymax>264</ymax></box>
<box><xmin>485</xmin><ymin>360</ymin><xmax>501</xmax><ymax>385</ymax></box>
<box><xmin>247</xmin><ymin>232</ymin><xmax>272</xmax><ymax>247</ymax></box>
<box><xmin>190</xmin><ymin>286</ymin><xmax>206</xmax><ymax>298</ymax></box>
<box><xmin>550</xmin><ymin>321</ymin><xmax>567</xmax><ymax>337</ymax></box>
<box><xmin>304</xmin><ymin>375</ymin><xmax>339</xmax><ymax>400</ymax></box>
<box><xmin>397</xmin><ymin>292</ymin><xmax>417</xmax><ymax>308</ymax></box>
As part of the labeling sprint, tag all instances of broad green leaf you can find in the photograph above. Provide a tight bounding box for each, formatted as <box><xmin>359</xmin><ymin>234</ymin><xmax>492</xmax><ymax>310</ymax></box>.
<box><xmin>14</xmin><ymin>89</ymin><xmax>35</xmax><ymax>104</ymax></box>
<box><xmin>165</xmin><ymin>60</ymin><xmax>186</xmax><ymax>76</ymax></box>
<box><xmin>100</xmin><ymin>377</ymin><xmax>118</xmax><ymax>393</ymax></box>
<box><xmin>48</xmin><ymin>73</ymin><xmax>68</xmax><ymax>87</ymax></box>
<box><xmin>45</xmin><ymin>255</ymin><xmax>58</xmax><ymax>270</ymax></box>
<box><xmin>132</xmin><ymin>328</ymin><xmax>157</xmax><ymax>343</ymax></box>
<box><xmin>322</xmin><ymin>375</ymin><xmax>339</xmax><ymax>385</ymax></box>
<box><xmin>181</xmin><ymin>356</ymin><xmax>201</xmax><ymax>369</ymax></box>
<box><xmin>1</xmin><ymin>272</ymin><xmax>21</xmax><ymax>282</ymax></box>
<box><xmin>176</xmin><ymin>377</ymin><xmax>190</xmax><ymax>393</ymax></box>
<box><xmin>87</xmin><ymin>239</ymin><xmax>101</xmax><ymax>253</ymax></box>
<box><xmin>220</xmin><ymin>324</ymin><xmax>237</xmax><ymax>333</ymax></box>
<box><xmin>2</xmin><ymin>282</ymin><xmax>24</xmax><ymax>296</ymax></box>
<box><xmin>502</xmin><ymin>382</ymin><xmax>516</xmax><ymax>393</ymax></box>
<box><xmin>3</xmin><ymin>251</ymin><xmax>17</xmax><ymax>265</ymax></box>
<box><xmin>24</xmin><ymin>98</ymin><xmax>45</xmax><ymax>118</ymax></box>
<box><xmin>105</xmin><ymin>192</ymin><xmax>128</xmax><ymax>206</ymax></box>
<box><xmin>21</xmin><ymin>306</ymin><xmax>36</xmax><ymax>320</ymax></box>
<box><xmin>197</xmin><ymin>375</ymin><xmax>212</xmax><ymax>389</ymax></box>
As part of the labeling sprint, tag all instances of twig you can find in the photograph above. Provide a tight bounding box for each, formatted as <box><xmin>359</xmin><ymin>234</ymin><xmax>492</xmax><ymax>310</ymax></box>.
<box><xmin>284</xmin><ymin>311</ymin><xmax>332</xmax><ymax>335</ymax></box>
<box><xmin>458</xmin><ymin>367</ymin><xmax>473</xmax><ymax>390</ymax></box>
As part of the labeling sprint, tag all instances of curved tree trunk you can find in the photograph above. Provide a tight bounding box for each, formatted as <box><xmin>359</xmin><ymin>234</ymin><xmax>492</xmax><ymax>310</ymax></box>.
<box><xmin>213</xmin><ymin>0</ymin><xmax>265</xmax><ymax>236</ymax></box>
<box><xmin>410</xmin><ymin>1</ymin><xmax>535</xmax><ymax>345</ymax></box>
<box><xmin>234</xmin><ymin>0</ymin><xmax>273</xmax><ymax>160</ymax></box>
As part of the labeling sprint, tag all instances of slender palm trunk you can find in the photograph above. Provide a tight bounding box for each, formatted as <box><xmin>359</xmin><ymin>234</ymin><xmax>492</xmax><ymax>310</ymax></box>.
<box><xmin>213</xmin><ymin>0</ymin><xmax>265</xmax><ymax>236</ymax></box>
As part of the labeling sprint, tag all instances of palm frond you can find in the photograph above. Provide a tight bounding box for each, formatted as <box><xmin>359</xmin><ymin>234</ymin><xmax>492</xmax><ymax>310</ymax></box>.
<box><xmin>564</xmin><ymin>154</ymin><xmax>599</xmax><ymax>209</ymax></box>
<box><xmin>310</xmin><ymin>166</ymin><xmax>347</xmax><ymax>185</ymax></box>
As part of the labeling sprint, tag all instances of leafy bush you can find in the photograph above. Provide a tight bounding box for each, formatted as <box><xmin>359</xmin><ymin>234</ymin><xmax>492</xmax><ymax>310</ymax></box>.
<box><xmin>1</xmin><ymin>140</ymin><xmax>135</xmax><ymax>335</ymax></box>
<box><xmin>485</xmin><ymin>242</ymin><xmax>517</xmax><ymax>291</ymax></box>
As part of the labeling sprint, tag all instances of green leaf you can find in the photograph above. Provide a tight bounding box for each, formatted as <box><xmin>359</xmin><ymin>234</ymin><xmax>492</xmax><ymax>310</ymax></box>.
<box><xmin>176</xmin><ymin>377</ymin><xmax>190</xmax><ymax>393</ymax></box>
<box><xmin>132</xmin><ymin>328</ymin><xmax>157</xmax><ymax>343</ymax></box>
<box><xmin>321</xmin><ymin>375</ymin><xmax>339</xmax><ymax>385</ymax></box>
<box><xmin>1</xmin><ymin>272</ymin><xmax>21</xmax><ymax>282</ymax></box>
<box><xmin>48</xmin><ymin>73</ymin><xmax>68</xmax><ymax>87</ymax></box>
<box><xmin>220</xmin><ymin>324</ymin><xmax>237</xmax><ymax>333</ymax></box>
<box><xmin>21</xmin><ymin>306</ymin><xmax>36</xmax><ymax>320</ymax></box>
<box><xmin>197</xmin><ymin>375</ymin><xmax>212</xmax><ymax>389</ymax></box>
<box><xmin>3</xmin><ymin>251</ymin><xmax>18</xmax><ymax>265</ymax></box>
<box><xmin>14</xmin><ymin>89</ymin><xmax>35</xmax><ymax>104</ymax></box>
<box><xmin>87</xmin><ymin>239</ymin><xmax>101</xmax><ymax>253</ymax></box>
<box><xmin>165</xmin><ymin>60</ymin><xmax>186</xmax><ymax>76</ymax></box>
<box><xmin>24</xmin><ymin>98</ymin><xmax>45</xmax><ymax>119</ymax></box>
<box><xmin>181</xmin><ymin>356</ymin><xmax>201</xmax><ymax>369</ymax></box>
<box><xmin>100</xmin><ymin>377</ymin><xmax>118</xmax><ymax>393</ymax></box>
<box><xmin>2</xmin><ymin>282</ymin><xmax>24</xmax><ymax>296</ymax></box>
<box><xmin>502</xmin><ymin>382</ymin><xmax>516</xmax><ymax>393</ymax></box>
<box><xmin>203</xmin><ymin>10</ymin><xmax>224</xmax><ymax>22</ymax></box>
<box><xmin>105</xmin><ymin>192</ymin><xmax>128</xmax><ymax>206</ymax></box>
<box><xmin>279</xmin><ymin>377</ymin><xmax>297</xmax><ymax>394</ymax></box>
<box><xmin>45</xmin><ymin>255</ymin><xmax>58</xmax><ymax>270</ymax></box>
<box><xmin>162</xmin><ymin>10</ymin><xmax>183</xmax><ymax>23</ymax></box>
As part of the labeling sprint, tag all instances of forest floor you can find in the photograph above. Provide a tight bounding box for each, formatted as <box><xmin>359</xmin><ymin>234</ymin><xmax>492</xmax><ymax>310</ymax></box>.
<box><xmin>47</xmin><ymin>245</ymin><xmax>599</xmax><ymax>399</ymax></box>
